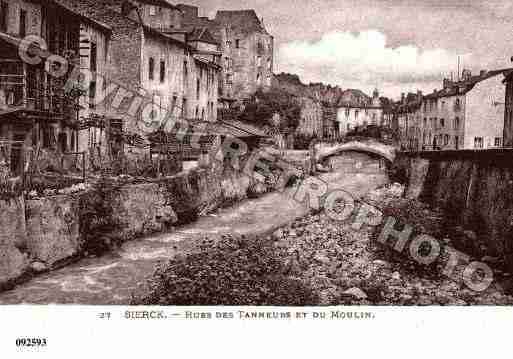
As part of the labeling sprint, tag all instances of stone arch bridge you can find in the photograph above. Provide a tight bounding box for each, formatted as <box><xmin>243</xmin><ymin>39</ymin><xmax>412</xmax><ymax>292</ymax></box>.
<box><xmin>315</xmin><ymin>140</ymin><xmax>397</xmax><ymax>164</ymax></box>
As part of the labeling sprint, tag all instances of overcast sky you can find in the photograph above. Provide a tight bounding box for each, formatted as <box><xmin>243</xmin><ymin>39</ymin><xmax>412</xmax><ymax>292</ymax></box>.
<box><xmin>184</xmin><ymin>0</ymin><xmax>513</xmax><ymax>98</ymax></box>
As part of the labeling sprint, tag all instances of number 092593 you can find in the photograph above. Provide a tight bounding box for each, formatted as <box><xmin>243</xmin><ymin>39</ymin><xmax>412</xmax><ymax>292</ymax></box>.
<box><xmin>15</xmin><ymin>338</ymin><xmax>47</xmax><ymax>347</ymax></box>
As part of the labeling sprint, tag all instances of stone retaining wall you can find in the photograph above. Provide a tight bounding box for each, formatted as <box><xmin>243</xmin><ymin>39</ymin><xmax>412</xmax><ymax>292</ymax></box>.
<box><xmin>0</xmin><ymin>160</ymin><xmax>281</xmax><ymax>289</ymax></box>
<box><xmin>394</xmin><ymin>152</ymin><xmax>513</xmax><ymax>262</ymax></box>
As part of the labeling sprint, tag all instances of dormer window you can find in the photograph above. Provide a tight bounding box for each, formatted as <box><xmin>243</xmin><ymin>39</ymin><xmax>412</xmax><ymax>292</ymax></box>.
<box><xmin>149</xmin><ymin>5</ymin><xmax>156</xmax><ymax>16</ymax></box>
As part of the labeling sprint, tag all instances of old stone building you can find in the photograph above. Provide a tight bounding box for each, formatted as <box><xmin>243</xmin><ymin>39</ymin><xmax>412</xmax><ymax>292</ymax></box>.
<box><xmin>178</xmin><ymin>5</ymin><xmax>274</xmax><ymax>103</ymax></box>
<box><xmin>409</xmin><ymin>69</ymin><xmax>512</xmax><ymax>151</ymax></box>
<box><xmin>335</xmin><ymin>89</ymin><xmax>383</xmax><ymax>136</ymax></box>
<box><xmin>0</xmin><ymin>0</ymin><xmax>109</xmax><ymax>173</ymax></box>
<box><xmin>398</xmin><ymin>92</ymin><xmax>423</xmax><ymax>150</ymax></box>
<box><xmin>58</xmin><ymin>0</ymin><xmax>220</xmax><ymax>165</ymax></box>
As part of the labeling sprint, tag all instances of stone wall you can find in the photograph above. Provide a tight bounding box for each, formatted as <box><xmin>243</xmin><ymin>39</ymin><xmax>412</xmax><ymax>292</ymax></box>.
<box><xmin>0</xmin><ymin>158</ymin><xmax>280</xmax><ymax>288</ymax></box>
<box><xmin>0</xmin><ymin>197</ymin><xmax>29</xmax><ymax>287</ymax></box>
<box><xmin>394</xmin><ymin>151</ymin><xmax>513</xmax><ymax>262</ymax></box>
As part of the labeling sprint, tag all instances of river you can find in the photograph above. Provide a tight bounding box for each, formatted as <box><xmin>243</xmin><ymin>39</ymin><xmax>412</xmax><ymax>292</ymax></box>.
<box><xmin>0</xmin><ymin>160</ymin><xmax>388</xmax><ymax>304</ymax></box>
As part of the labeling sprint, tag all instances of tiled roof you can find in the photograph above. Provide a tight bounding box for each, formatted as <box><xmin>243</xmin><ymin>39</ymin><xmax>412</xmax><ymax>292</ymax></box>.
<box><xmin>218</xmin><ymin>120</ymin><xmax>268</xmax><ymax>138</ymax></box>
<box><xmin>184</xmin><ymin>26</ymin><xmax>219</xmax><ymax>45</ymax></box>
<box><xmin>215</xmin><ymin>10</ymin><xmax>267</xmax><ymax>34</ymax></box>
<box><xmin>136</xmin><ymin>0</ymin><xmax>180</xmax><ymax>10</ymax></box>
<box><xmin>40</xmin><ymin>0</ymin><xmax>113</xmax><ymax>31</ymax></box>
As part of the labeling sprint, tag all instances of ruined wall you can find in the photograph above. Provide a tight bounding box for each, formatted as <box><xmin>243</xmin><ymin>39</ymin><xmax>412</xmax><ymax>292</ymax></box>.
<box><xmin>395</xmin><ymin>151</ymin><xmax>513</xmax><ymax>260</ymax></box>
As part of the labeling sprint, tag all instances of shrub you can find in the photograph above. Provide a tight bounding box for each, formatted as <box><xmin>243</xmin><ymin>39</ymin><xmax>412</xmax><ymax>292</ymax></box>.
<box><xmin>134</xmin><ymin>235</ymin><xmax>318</xmax><ymax>306</ymax></box>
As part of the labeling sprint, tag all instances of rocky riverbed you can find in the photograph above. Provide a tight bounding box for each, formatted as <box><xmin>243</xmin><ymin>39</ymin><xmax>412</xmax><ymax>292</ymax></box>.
<box><xmin>271</xmin><ymin>184</ymin><xmax>513</xmax><ymax>305</ymax></box>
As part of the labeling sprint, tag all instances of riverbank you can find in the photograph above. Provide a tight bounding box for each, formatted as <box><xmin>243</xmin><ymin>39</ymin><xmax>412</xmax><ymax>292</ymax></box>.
<box><xmin>0</xmin><ymin>166</ymin><xmax>388</xmax><ymax>304</ymax></box>
<box><xmin>136</xmin><ymin>183</ymin><xmax>513</xmax><ymax>306</ymax></box>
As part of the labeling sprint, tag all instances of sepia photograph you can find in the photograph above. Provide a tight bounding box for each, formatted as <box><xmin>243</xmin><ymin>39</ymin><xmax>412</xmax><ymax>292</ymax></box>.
<box><xmin>0</xmin><ymin>0</ymin><xmax>512</xmax><ymax>356</ymax></box>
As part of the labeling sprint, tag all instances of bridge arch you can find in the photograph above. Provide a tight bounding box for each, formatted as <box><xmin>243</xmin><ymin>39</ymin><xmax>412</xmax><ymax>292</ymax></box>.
<box><xmin>315</xmin><ymin>140</ymin><xmax>397</xmax><ymax>164</ymax></box>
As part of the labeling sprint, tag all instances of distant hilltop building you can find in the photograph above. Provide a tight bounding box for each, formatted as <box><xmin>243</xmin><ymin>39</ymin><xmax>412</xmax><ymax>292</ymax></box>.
<box><xmin>177</xmin><ymin>4</ymin><xmax>274</xmax><ymax>104</ymax></box>
<box><xmin>335</xmin><ymin>88</ymin><xmax>384</xmax><ymax>136</ymax></box>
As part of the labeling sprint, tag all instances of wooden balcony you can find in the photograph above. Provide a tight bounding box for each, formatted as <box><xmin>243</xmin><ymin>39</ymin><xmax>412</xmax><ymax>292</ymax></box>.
<box><xmin>0</xmin><ymin>59</ymin><xmax>74</xmax><ymax>119</ymax></box>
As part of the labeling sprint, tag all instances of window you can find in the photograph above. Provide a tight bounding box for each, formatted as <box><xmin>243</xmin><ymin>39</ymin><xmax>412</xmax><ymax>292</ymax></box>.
<box><xmin>181</xmin><ymin>98</ymin><xmax>187</xmax><ymax>119</ymax></box>
<box><xmin>423</xmin><ymin>118</ymin><xmax>427</xmax><ymax>127</ymax></box>
<box><xmin>58</xmin><ymin>132</ymin><xmax>68</xmax><ymax>153</ymax></box>
<box><xmin>235</xmin><ymin>39</ymin><xmax>240</xmax><ymax>48</ymax></box>
<box><xmin>149</xmin><ymin>5</ymin><xmax>156</xmax><ymax>15</ymax></box>
<box><xmin>90</xmin><ymin>42</ymin><xmax>97</xmax><ymax>72</ymax></box>
<box><xmin>440</xmin><ymin>118</ymin><xmax>445</xmax><ymax>128</ymax></box>
<box><xmin>455</xmin><ymin>136</ymin><xmax>459</xmax><ymax>150</ymax></box>
<box><xmin>149</xmin><ymin>57</ymin><xmax>154</xmax><ymax>80</ymax></box>
<box><xmin>474</xmin><ymin>137</ymin><xmax>483</xmax><ymax>149</ymax></box>
<box><xmin>345</xmin><ymin>108</ymin><xmax>350</xmax><ymax>117</ymax></box>
<box><xmin>160</xmin><ymin>60</ymin><xmax>165</xmax><ymax>83</ymax></box>
<box><xmin>0</xmin><ymin>2</ymin><xmax>8</xmax><ymax>32</ymax></box>
<box><xmin>89</xmin><ymin>81</ymin><xmax>96</xmax><ymax>109</ymax></box>
<box><xmin>195</xmin><ymin>106</ymin><xmax>199</xmax><ymax>119</ymax></box>
<box><xmin>495</xmin><ymin>137</ymin><xmax>502</xmax><ymax>147</ymax></box>
<box><xmin>201</xmin><ymin>108</ymin><xmax>205</xmax><ymax>120</ymax></box>
<box><xmin>183</xmin><ymin>60</ymin><xmax>188</xmax><ymax>88</ymax></box>
<box><xmin>355</xmin><ymin>110</ymin><xmax>359</xmax><ymax>119</ymax></box>
<box><xmin>196</xmin><ymin>78</ymin><xmax>200</xmax><ymax>100</ymax></box>
<box><xmin>257</xmin><ymin>56</ymin><xmax>262</xmax><ymax>67</ymax></box>
<box><xmin>444</xmin><ymin>134</ymin><xmax>449</xmax><ymax>146</ymax></box>
<box><xmin>19</xmin><ymin>9</ymin><xmax>26</xmax><ymax>37</ymax></box>
<box><xmin>455</xmin><ymin>98</ymin><xmax>461</xmax><ymax>111</ymax></box>
<box><xmin>454</xmin><ymin>117</ymin><xmax>460</xmax><ymax>130</ymax></box>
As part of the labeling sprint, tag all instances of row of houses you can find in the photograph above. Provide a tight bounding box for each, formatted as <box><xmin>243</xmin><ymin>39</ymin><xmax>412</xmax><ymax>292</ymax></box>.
<box><xmin>0</xmin><ymin>0</ymin><xmax>273</xmax><ymax>174</ymax></box>
<box><xmin>386</xmin><ymin>68</ymin><xmax>513</xmax><ymax>151</ymax></box>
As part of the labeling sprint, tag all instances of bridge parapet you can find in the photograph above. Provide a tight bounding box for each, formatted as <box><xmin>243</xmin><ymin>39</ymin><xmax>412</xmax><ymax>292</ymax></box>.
<box><xmin>316</xmin><ymin>140</ymin><xmax>397</xmax><ymax>163</ymax></box>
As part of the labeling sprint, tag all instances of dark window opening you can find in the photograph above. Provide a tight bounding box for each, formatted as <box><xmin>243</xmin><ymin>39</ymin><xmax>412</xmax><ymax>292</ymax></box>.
<box><xmin>19</xmin><ymin>9</ymin><xmax>26</xmax><ymax>37</ymax></box>
<box><xmin>89</xmin><ymin>81</ymin><xmax>96</xmax><ymax>109</ymax></box>
<box><xmin>181</xmin><ymin>98</ymin><xmax>187</xmax><ymax>119</ymax></box>
<box><xmin>160</xmin><ymin>60</ymin><xmax>165</xmax><ymax>83</ymax></box>
<box><xmin>235</xmin><ymin>39</ymin><xmax>240</xmax><ymax>48</ymax></box>
<box><xmin>90</xmin><ymin>42</ymin><xmax>97</xmax><ymax>72</ymax></box>
<box><xmin>196</xmin><ymin>78</ymin><xmax>200</xmax><ymax>100</ymax></box>
<box><xmin>149</xmin><ymin>57</ymin><xmax>155</xmax><ymax>80</ymax></box>
<box><xmin>0</xmin><ymin>1</ymin><xmax>8</xmax><ymax>32</ymax></box>
<box><xmin>58</xmin><ymin>132</ymin><xmax>68</xmax><ymax>153</ymax></box>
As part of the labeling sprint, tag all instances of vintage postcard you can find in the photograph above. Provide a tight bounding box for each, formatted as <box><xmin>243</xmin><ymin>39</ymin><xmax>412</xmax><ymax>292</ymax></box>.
<box><xmin>0</xmin><ymin>0</ymin><xmax>511</xmax><ymax>357</ymax></box>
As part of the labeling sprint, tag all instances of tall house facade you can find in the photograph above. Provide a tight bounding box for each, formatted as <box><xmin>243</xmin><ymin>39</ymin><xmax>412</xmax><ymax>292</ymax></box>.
<box><xmin>335</xmin><ymin>89</ymin><xmax>383</xmax><ymax>136</ymax></box>
<box><xmin>215</xmin><ymin>10</ymin><xmax>273</xmax><ymax>101</ymax></box>
<box><xmin>0</xmin><ymin>0</ymin><xmax>109</xmax><ymax>173</ymax></box>
<box><xmin>178</xmin><ymin>5</ymin><xmax>274</xmax><ymax>103</ymax></box>
<box><xmin>60</xmin><ymin>0</ymin><xmax>219</xmax><ymax>161</ymax></box>
<box><xmin>409</xmin><ymin>69</ymin><xmax>512</xmax><ymax>151</ymax></box>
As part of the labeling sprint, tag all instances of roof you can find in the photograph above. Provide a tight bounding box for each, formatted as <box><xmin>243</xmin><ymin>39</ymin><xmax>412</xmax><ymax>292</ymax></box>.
<box><xmin>218</xmin><ymin>120</ymin><xmax>268</xmax><ymax>138</ymax></box>
<box><xmin>185</xmin><ymin>26</ymin><xmax>219</xmax><ymax>45</ymax></box>
<box><xmin>37</xmin><ymin>0</ymin><xmax>113</xmax><ymax>32</ymax></box>
<box><xmin>426</xmin><ymin>68</ymin><xmax>513</xmax><ymax>99</ymax></box>
<box><xmin>215</xmin><ymin>10</ymin><xmax>268</xmax><ymax>34</ymax></box>
<box><xmin>143</xmin><ymin>25</ymin><xmax>189</xmax><ymax>49</ymax></box>
<box><xmin>337</xmin><ymin>89</ymin><xmax>374</xmax><ymax>108</ymax></box>
<box><xmin>136</xmin><ymin>0</ymin><xmax>181</xmax><ymax>10</ymax></box>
